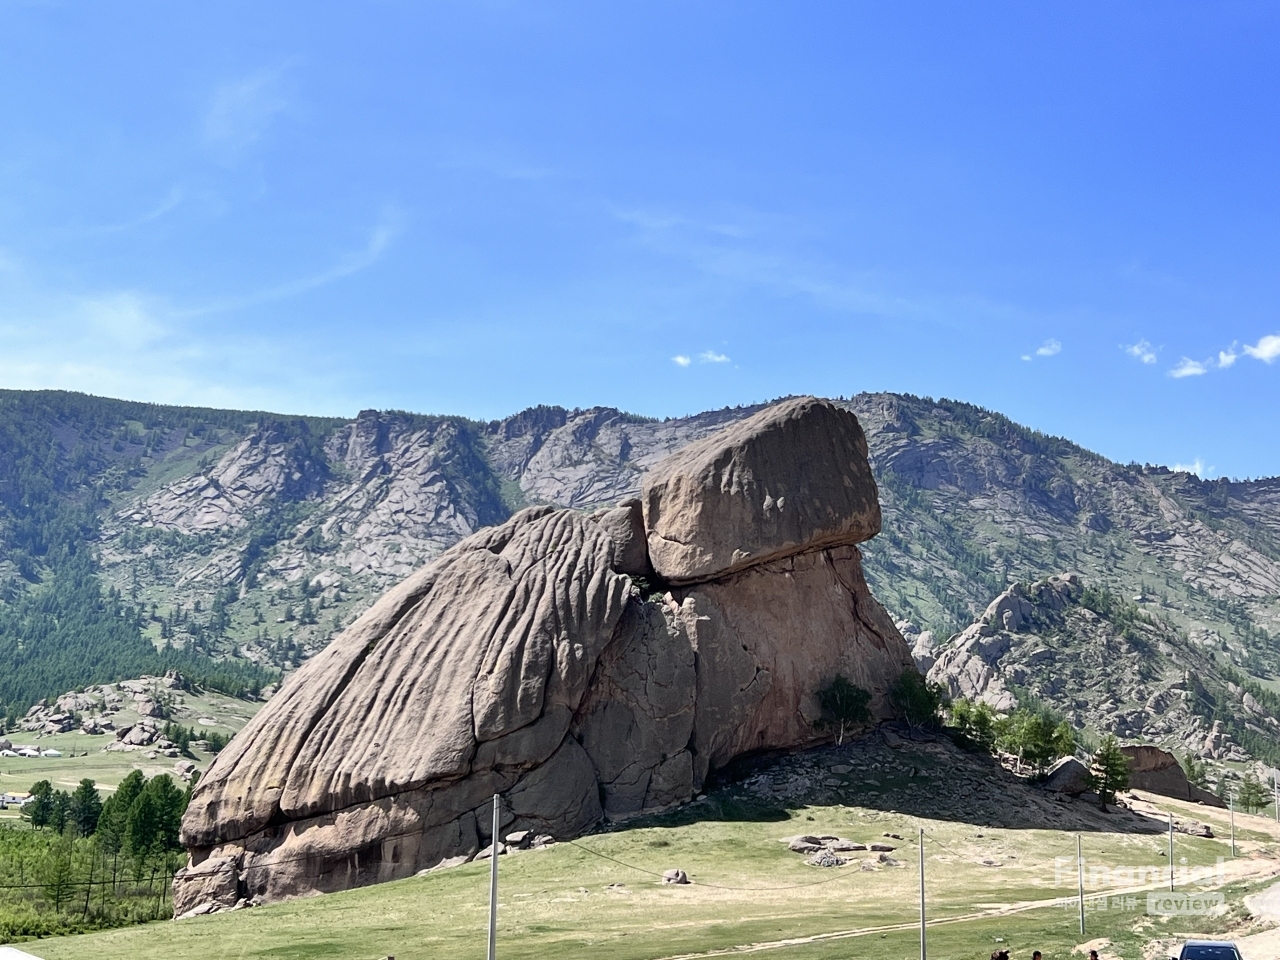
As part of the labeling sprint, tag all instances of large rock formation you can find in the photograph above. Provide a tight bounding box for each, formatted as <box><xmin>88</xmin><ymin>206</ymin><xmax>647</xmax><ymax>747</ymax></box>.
<box><xmin>175</xmin><ymin>398</ymin><xmax>914</xmax><ymax>914</ymax></box>
<box><xmin>1120</xmin><ymin>745</ymin><xmax>1226</xmax><ymax>808</ymax></box>
<box><xmin>641</xmin><ymin>397</ymin><xmax>880</xmax><ymax>584</ymax></box>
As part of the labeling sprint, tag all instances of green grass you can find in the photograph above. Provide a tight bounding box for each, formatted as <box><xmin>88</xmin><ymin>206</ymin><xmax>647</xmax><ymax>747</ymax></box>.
<box><xmin>14</xmin><ymin>793</ymin><xmax>1278</xmax><ymax>960</ymax></box>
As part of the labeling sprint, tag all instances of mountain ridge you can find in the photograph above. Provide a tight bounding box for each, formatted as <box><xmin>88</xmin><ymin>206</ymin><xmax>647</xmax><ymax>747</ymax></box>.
<box><xmin>1</xmin><ymin>388</ymin><xmax>1278</xmax><ymax>735</ymax></box>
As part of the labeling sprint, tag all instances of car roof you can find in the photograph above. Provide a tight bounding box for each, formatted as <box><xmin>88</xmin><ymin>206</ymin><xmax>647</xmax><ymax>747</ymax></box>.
<box><xmin>1183</xmin><ymin>941</ymin><xmax>1238</xmax><ymax>947</ymax></box>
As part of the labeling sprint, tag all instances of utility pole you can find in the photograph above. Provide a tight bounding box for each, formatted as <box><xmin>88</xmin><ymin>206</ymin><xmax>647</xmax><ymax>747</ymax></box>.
<box><xmin>1273</xmin><ymin>771</ymin><xmax>1278</xmax><ymax>823</ymax></box>
<box><xmin>1168</xmin><ymin>814</ymin><xmax>1175</xmax><ymax>892</ymax></box>
<box><xmin>918</xmin><ymin>827</ymin><xmax>926</xmax><ymax>960</ymax></box>
<box><xmin>1230</xmin><ymin>795</ymin><xmax>1236</xmax><ymax>858</ymax></box>
<box><xmin>1076</xmin><ymin>834</ymin><xmax>1085</xmax><ymax>936</ymax></box>
<box><xmin>488</xmin><ymin>794</ymin><xmax>500</xmax><ymax>960</ymax></box>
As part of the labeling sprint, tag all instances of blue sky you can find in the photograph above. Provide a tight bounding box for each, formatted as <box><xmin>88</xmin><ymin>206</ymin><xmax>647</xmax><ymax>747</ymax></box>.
<box><xmin>1</xmin><ymin>3</ymin><xmax>1278</xmax><ymax>478</ymax></box>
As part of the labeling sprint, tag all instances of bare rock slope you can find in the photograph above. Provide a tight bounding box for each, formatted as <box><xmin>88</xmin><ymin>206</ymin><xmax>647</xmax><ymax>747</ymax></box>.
<box><xmin>174</xmin><ymin>398</ymin><xmax>914</xmax><ymax>914</ymax></box>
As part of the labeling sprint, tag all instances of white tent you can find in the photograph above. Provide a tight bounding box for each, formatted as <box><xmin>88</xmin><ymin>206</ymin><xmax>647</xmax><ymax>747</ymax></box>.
<box><xmin>0</xmin><ymin>947</ymin><xmax>47</xmax><ymax>960</ymax></box>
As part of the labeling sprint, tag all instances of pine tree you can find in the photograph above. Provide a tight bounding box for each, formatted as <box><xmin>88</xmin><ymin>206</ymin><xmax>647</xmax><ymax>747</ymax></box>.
<box><xmin>23</xmin><ymin>780</ymin><xmax>54</xmax><ymax>829</ymax></box>
<box><xmin>1088</xmin><ymin>735</ymin><xmax>1130</xmax><ymax>807</ymax></box>
<box><xmin>1238</xmin><ymin>771</ymin><xmax>1268</xmax><ymax>814</ymax></box>
<box><xmin>69</xmin><ymin>778</ymin><xmax>102</xmax><ymax>837</ymax></box>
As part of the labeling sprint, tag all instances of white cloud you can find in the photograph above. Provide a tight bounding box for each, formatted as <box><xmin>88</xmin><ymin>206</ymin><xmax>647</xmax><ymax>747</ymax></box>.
<box><xmin>83</xmin><ymin>293</ymin><xmax>167</xmax><ymax>350</ymax></box>
<box><xmin>1124</xmin><ymin>339</ymin><xmax>1157</xmax><ymax>364</ymax></box>
<box><xmin>1035</xmin><ymin>338</ymin><xmax>1061</xmax><ymax>357</ymax></box>
<box><xmin>203</xmin><ymin>68</ymin><xmax>292</xmax><ymax>161</ymax></box>
<box><xmin>1244</xmin><ymin>334</ymin><xmax>1280</xmax><ymax>363</ymax></box>
<box><xmin>1169</xmin><ymin>358</ymin><xmax>1208</xmax><ymax>378</ymax></box>
<box><xmin>699</xmin><ymin>350</ymin><xmax>730</xmax><ymax>363</ymax></box>
<box><xmin>180</xmin><ymin>209</ymin><xmax>402</xmax><ymax>317</ymax></box>
<box><xmin>671</xmin><ymin>355</ymin><xmax>691</xmax><ymax>367</ymax></box>
<box><xmin>1217</xmin><ymin>347</ymin><xmax>1238</xmax><ymax>369</ymax></box>
<box><xmin>1172</xmin><ymin>458</ymin><xmax>1208</xmax><ymax>477</ymax></box>
<box><xmin>1020</xmin><ymin>354</ymin><xmax>1032</xmax><ymax>362</ymax></box>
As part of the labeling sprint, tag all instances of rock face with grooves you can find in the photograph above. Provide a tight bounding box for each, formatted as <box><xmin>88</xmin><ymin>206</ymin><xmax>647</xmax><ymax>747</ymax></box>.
<box><xmin>175</xmin><ymin>397</ymin><xmax>913</xmax><ymax>915</ymax></box>
<box><xmin>641</xmin><ymin>397</ymin><xmax>881</xmax><ymax>583</ymax></box>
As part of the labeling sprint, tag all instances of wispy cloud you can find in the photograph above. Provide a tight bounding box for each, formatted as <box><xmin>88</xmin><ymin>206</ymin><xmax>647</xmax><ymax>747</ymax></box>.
<box><xmin>203</xmin><ymin>67</ymin><xmax>292</xmax><ymax>162</ymax></box>
<box><xmin>699</xmin><ymin>350</ymin><xmax>730</xmax><ymax>363</ymax></box>
<box><xmin>1218</xmin><ymin>346</ymin><xmax>1238</xmax><ymax>369</ymax></box>
<box><xmin>1244</xmin><ymin>334</ymin><xmax>1280</xmax><ymax>363</ymax></box>
<box><xmin>671</xmin><ymin>355</ymin><xmax>691</xmax><ymax>367</ymax></box>
<box><xmin>1124</xmin><ymin>339</ymin><xmax>1157</xmax><ymax>364</ymax></box>
<box><xmin>180</xmin><ymin>209</ymin><xmax>402</xmax><ymax>317</ymax></box>
<box><xmin>1172</xmin><ymin>458</ymin><xmax>1210</xmax><ymax>477</ymax></box>
<box><xmin>1169</xmin><ymin>358</ymin><xmax>1208</xmax><ymax>378</ymax></box>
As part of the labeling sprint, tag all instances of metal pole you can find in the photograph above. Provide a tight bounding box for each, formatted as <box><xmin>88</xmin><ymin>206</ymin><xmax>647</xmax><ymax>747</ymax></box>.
<box><xmin>1273</xmin><ymin>771</ymin><xmax>1278</xmax><ymax>823</ymax></box>
<box><xmin>1230</xmin><ymin>796</ymin><xmax>1236</xmax><ymax>858</ymax></box>
<box><xmin>1077</xmin><ymin>834</ymin><xmax>1085</xmax><ymax>936</ymax></box>
<box><xmin>918</xmin><ymin>827</ymin><xmax>926</xmax><ymax>960</ymax></box>
<box><xmin>1169</xmin><ymin>814</ymin><xmax>1175</xmax><ymax>891</ymax></box>
<box><xmin>488</xmin><ymin>794</ymin><xmax>499</xmax><ymax>960</ymax></box>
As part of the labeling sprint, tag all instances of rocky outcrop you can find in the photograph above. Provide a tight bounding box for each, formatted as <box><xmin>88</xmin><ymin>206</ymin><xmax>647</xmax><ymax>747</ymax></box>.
<box><xmin>1042</xmin><ymin>756</ymin><xmax>1091</xmax><ymax>795</ymax></box>
<box><xmin>1120</xmin><ymin>745</ymin><xmax>1226</xmax><ymax>808</ymax></box>
<box><xmin>927</xmin><ymin>575</ymin><xmax>1273</xmax><ymax>776</ymax></box>
<box><xmin>641</xmin><ymin>397</ymin><xmax>880</xmax><ymax>584</ymax></box>
<box><xmin>176</xmin><ymin>398</ymin><xmax>914</xmax><ymax>914</ymax></box>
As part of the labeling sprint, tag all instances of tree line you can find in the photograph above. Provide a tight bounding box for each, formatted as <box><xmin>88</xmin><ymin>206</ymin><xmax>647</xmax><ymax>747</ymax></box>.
<box><xmin>0</xmin><ymin>771</ymin><xmax>192</xmax><ymax>940</ymax></box>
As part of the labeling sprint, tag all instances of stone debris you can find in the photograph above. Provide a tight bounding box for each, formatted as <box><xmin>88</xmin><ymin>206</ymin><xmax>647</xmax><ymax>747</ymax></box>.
<box><xmin>662</xmin><ymin>869</ymin><xmax>690</xmax><ymax>885</ymax></box>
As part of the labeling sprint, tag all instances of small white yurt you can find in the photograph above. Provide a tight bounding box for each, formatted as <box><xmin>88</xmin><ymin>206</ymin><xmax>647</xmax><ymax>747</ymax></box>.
<box><xmin>0</xmin><ymin>947</ymin><xmax>47</xmax><ymax>960</ymax></box>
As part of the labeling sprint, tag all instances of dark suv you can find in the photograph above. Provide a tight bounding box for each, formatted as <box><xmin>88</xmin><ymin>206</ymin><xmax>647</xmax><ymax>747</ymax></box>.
<box><xmin>1174</xmin><ymin>941</ymin><xmax>1242</xmax><ymax>960</ymax></box>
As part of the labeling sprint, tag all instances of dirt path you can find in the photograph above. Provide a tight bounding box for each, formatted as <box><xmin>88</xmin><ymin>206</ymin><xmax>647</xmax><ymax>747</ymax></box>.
<box><xmin>1236</xmin><ymin>878</ymin><xmax>1280</xmax><ymax>960</ymax></box>
<box><xmin>651</xmin><ymin>859</ymin><xmax>1280</xmax><ymax>960</ymax></box>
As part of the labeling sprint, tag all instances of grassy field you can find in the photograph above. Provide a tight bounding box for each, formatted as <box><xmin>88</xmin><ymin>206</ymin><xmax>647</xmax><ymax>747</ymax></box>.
<box><xmin>10</xmin><ymin>788</ymin><xmax>1279</xmax><ymax>960</ymax></box>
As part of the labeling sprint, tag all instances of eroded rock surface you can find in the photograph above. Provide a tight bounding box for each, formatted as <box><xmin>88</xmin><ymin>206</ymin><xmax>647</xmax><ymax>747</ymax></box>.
<box><xmin>176</xmin><ymin>398</ymin><xmax>913</xmax><ymax>914</ymax></box>
<box><xmin>642</xmin><ymin>397</ymin><xmax>881</xmax><ymax>584</ymax></box>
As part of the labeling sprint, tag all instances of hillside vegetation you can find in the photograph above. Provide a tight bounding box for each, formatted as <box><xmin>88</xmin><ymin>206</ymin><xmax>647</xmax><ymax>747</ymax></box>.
<box><xmin>1</xmin><ymin>388</ymin><xmax>1278</xmax><ymax>730</ymax></box>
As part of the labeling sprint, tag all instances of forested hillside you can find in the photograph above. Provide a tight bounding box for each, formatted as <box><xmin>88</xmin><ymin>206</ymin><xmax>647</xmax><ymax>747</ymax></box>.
<box><xmin>1</xmin><ymin>388</ymin><xmax>1278</xmax><ymax>725</ymax></box>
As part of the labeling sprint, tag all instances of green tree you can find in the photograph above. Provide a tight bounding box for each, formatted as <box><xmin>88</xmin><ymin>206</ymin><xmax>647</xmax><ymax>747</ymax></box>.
<box><xmin>1051</xmin><ymin>721</ymin><xmax>1076</xmax><ymax>759</ymax></box>
<box><xmin>1238</xmin><ymin>772</ymin><xmax>1268</xmax><ymax>814</ymax></box>
<box><xmin>125</xmin><ymin>790</ymin><xmax>161</xmax><ymax>878</ymax></box>
<box><xmin>69</xmin><ymin>778</ymin><xmax>102</xmax><ymax>837</ymax></box>
<box><xmin>142</xmin><ymin>774</ymin><xmax>186</xmax><ymax>852</ymax></box>
<box><xmin>815</xmin><ymin>674</ymin><xmax>872</xmax><ymax>745</ymax></box>
<box><xmin>949</xmin><ymin>698</ymin><xmax>996</xmax><ymax>751</ymax></box>
<box><xmin>889</xmin><ymin>670</ymin><xmax>945</xmax><ymax>732</ymax></box>
<box><xmin>23</xmin><ymin>780</ymin><xmax>53</xmax><ymax>829</ymax></box>
<box><xmin>1182</xmin><ymin>755</ymin><xmax>1209</xmax><ymax>789</ymax></box>
<box><xmin>48</xmin><ymin>790</ymin><xmax>72</xmax><ymax>834</ymax></box>
<box><xmin>1087</xmin><ymin>735</ymin><xmax>1130</xmax><ymax>807</ymax></box>
<box><xmin>98</xmin><ymin>770</ymin><xmax>145</xmax><ymax>857</ymax></box>
<box><xmin>39</xmin><ymin>833</ymin><xmax>77</xmax><ymax>913</ymax></box>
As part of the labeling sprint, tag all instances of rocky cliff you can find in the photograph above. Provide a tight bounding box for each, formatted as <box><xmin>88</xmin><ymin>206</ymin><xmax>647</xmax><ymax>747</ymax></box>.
<box><xmin>3</xmin><ymin>389</ymin><xmax>1280</xmax><ymax>760</ymax></box>
<box><xmin>922</xmin><ymin>574</ymin><xmax>1280</xmax><ymax>768</ymax></box>
<box><xmin>173</xmin><ymin>398</ymin><xmax>914</xmax><ymax>914</ymax></box>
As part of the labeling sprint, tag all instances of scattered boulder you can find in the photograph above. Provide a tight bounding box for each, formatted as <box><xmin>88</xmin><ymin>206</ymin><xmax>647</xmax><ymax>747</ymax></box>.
<box><xmin>1042</xmin><ymin>756</ymin><xmax>1091</xmax><ymax>796</ymax></box>
<box><xmin>806</xmin><ymin>851</ymin><xmax>848</xmax><ymax>868</ymax></box>
<box><xmin>789</xmin><ymin>838</ymin><xmax>823</xmax><ymax>853</ymax></box>
<box><xmin>662</xmin><ymin>869</ymin><xmax>690</xmax><ymax>884</ymax></box>
<box><xmin>171</xmin><ymin>855</ymin><xmax>240</xmax><ymax>918</ymax></box>
<box><xmin>869</xmin><ymin>843</ymin><xmax>896</xmax><ymax>852</ymax></box>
